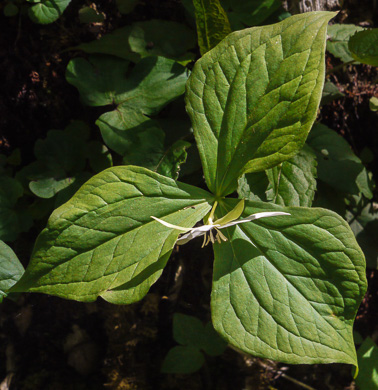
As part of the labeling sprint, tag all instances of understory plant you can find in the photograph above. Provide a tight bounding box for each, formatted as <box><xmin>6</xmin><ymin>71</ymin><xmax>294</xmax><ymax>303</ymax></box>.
<box><xmin>6</xmin><ymin>11</ymin><xmax>368</xmax><ymax>369</ymax></box>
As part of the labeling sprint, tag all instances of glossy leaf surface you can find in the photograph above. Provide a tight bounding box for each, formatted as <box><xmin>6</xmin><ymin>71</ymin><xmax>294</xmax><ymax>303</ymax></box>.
<box><xmin>186</xmin><ymin>12</ymin><xmax>334</xmax><ymax>196</ymax></box>
<box><xmin>12</xmin><ymin>167</ymin><xmax>212</xmax><ymax>303</ymax></box>
<box><xmin>211</xmin><ymin>199</ymin><xmax>367</xmax><ymax>366</ymax></box>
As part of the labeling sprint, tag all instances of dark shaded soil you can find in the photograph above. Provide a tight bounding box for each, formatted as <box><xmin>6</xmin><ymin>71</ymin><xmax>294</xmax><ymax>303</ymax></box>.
<box><xmin>0</xmin><ymin>0</ymin><xmax>377</xmax><ymax>389</ymax></box>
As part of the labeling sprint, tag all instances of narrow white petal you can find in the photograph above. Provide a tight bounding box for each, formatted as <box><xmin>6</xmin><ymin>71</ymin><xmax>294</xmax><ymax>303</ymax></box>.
<box><xmin>176</xmin><ymin>229</ymin><xmax>207</xmax><ymax>245</ymax></box>
<box><xmin>151</xmin><ymin>216</ymin><xmax>191</xmax><ymax>232</ymax></box>
<box><xmin>219</xmin><ymin>212</ymin><xmax>291</xmax><ymax>229</ymax></box>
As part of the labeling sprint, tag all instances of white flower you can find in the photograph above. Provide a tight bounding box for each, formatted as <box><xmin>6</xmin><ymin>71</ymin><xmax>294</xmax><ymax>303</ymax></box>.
<box><xmin>151</xmin><ymin>200</ymin><xmax>290</xmax><ymax>247</ymax></box>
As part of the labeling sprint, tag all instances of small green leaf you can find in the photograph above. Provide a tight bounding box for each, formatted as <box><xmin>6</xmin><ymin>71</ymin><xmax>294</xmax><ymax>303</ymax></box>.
<box><xmin>96</xmin><ymin>107</ymin><xmax>165</xmax><ymax>165</ymax></box>
<box><xmin>29</xmin><ymin>176</ymin><xmax>74</xmax><ymax>199</ymax></box>
<box><xmin>321</xmin><ymin>81</ymin><xmax>344</xmax><ymax>105</ymax></box>
<box><xmin>355</xmin><ymin>338</ymin><xmax>378</xmax><ymax>389</ymax></box>
<box><xmin>211</xmin><ymin>199</ymin><xmax>367</xmax><ymax>366</ymax></box>
<box><xmin>192</xmin><ymin>0</ymin><xmax>232</xmax><ymax>55</ymax></box>
<box><xmin>161</xmin><ymin>346</ymin><xmax>205</xmax><ymax>374</ymax></box>
<box><xmin>266</xmin><ymin>144</ymin><xmax>317</xmax><ymax>207</ymax></box>
<box><xmin>307</xmin><ymin>124</ymin><xmax>373</xmax><ymax>198</ymax></box>
<box><xmin>327</xmin><ymin>24</ymin><xmax>364</xmax><ymax>63</ymax></box>
<box><xmin>173</xmin><ymin>313</ymin><xmax>205</xmax><ymax>347</ymax></box>
<box><xmin>348</xmin><ymin>29</ymin><xmax>378</xmax><ymax>66</ymax></box>
<box><xmin>75</xmin><ymin>20</ymin><xmax>196</xmax><ymax>62</ymax></box>
<box><xmin>155</xmin><ymin>140</ymin><xmax>191</xmax><ymax>180</ymax></box>
<box><xmin>28</xmin><ymin>0</ymin><xmax>71</xmax><ymax>24</ymax></box>
<box><xmin>186</xmin><ymin>12</ymin><xmax>335</xmax><ymax>196</ymax></box>
<box><xmin>11</xmin><ymin>166</ymin><xmax>212</xmax><ymax>303</ymax></box>
<box><xmin>0</xmin><ymin>241</ymin><xmax>24</xmax><ymax>302</ymax></box>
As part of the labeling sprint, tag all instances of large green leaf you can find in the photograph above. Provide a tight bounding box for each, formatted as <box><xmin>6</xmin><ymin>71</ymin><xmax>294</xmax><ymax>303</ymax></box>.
<box><xmin>0</xmin><ymin>241</ymin><xmax>24</xmax><ymax>302</ymax></box>
<box><xmin>186</xmin><ymin>12</ymin><xmax>334</xmax><ymax>196</ymax></box>
<box><xmin>11</xmin><ymin>166</ymin><xmax>212</xmax><ymax>303</ymax></box>
<box><xmin>192</xmin><ymin>0</ymin><xmax>232</xmax><ymax>55</ymax></box>
<box><xmin>266</xmin><ymin>144</ymin><xmax>317</xmax><ymax>207</ymax></box>
<box><xmin>211</xmin><ymin>199</ymin><xmax>366</xmax><ymax>366</ymax></box>
<box><xmin>28</xmin><ymin>0</ymin><xmax>71</xmax><ymax>24</ymax></box>
<box><xmin>348</xmin><ymin>29</ymin><xmax>378</xmax><ymax>66</ymax></box>
<box><xmin>326</xmin><ymin>24</ymin><xmax>364</xmax><ymax>63</ymax></box>
<box><xmin>75</xmin><ymin>20</ymin><xmax>196</xmax><ymax>62</ymax></box>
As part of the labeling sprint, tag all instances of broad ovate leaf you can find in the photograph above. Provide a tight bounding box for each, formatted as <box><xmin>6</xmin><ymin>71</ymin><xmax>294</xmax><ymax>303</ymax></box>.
<box><xmin>266</xmin><ymin>144</ymin><xmax>317</xmax><ymax>207</ymax></box>
<box><xmin>11</xmin><ymin>166</ymin><xmax>212</xmax><ymax>303</ymax></box>
<box><xmin>186</xmin><ymin>12</ymin><xmax>335</xmax><ymax>196</ymax></box>
<box><xmin>28</xmin><ymin>0</ymin><xmax>71</xmax><ymax>24</ymax></box>
<box><xmin>192</xmin><ymin>0</ymin><xmax>232</xmax><ymax>55</ymax></box>
<box><xmin>0</xmin><ymin>241</ymin><xmax>24</xmax><ymax>302</ymax></box>
<box><xmin>211</xmin><ymin>199</ymin><xmax>367</xmax><ymax>366</ymax></box>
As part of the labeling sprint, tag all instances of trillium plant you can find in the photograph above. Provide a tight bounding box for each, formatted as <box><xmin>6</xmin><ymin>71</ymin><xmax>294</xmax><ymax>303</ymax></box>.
<box><xmin>10</xmin><ymin>12</ymin><xmax>367</xmax><ymax>368</ymax></box>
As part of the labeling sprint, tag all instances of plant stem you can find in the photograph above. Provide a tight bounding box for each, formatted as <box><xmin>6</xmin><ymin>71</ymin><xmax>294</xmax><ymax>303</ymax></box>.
<box><xmin>327</xmin><ymin>60</ymin><xmax>356</xmax><ymax>75</ymax></box>
<box><xmin>257</xmin><ymin>360</ymin><xmax>318</xmax><ymax>390</ymax></box>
